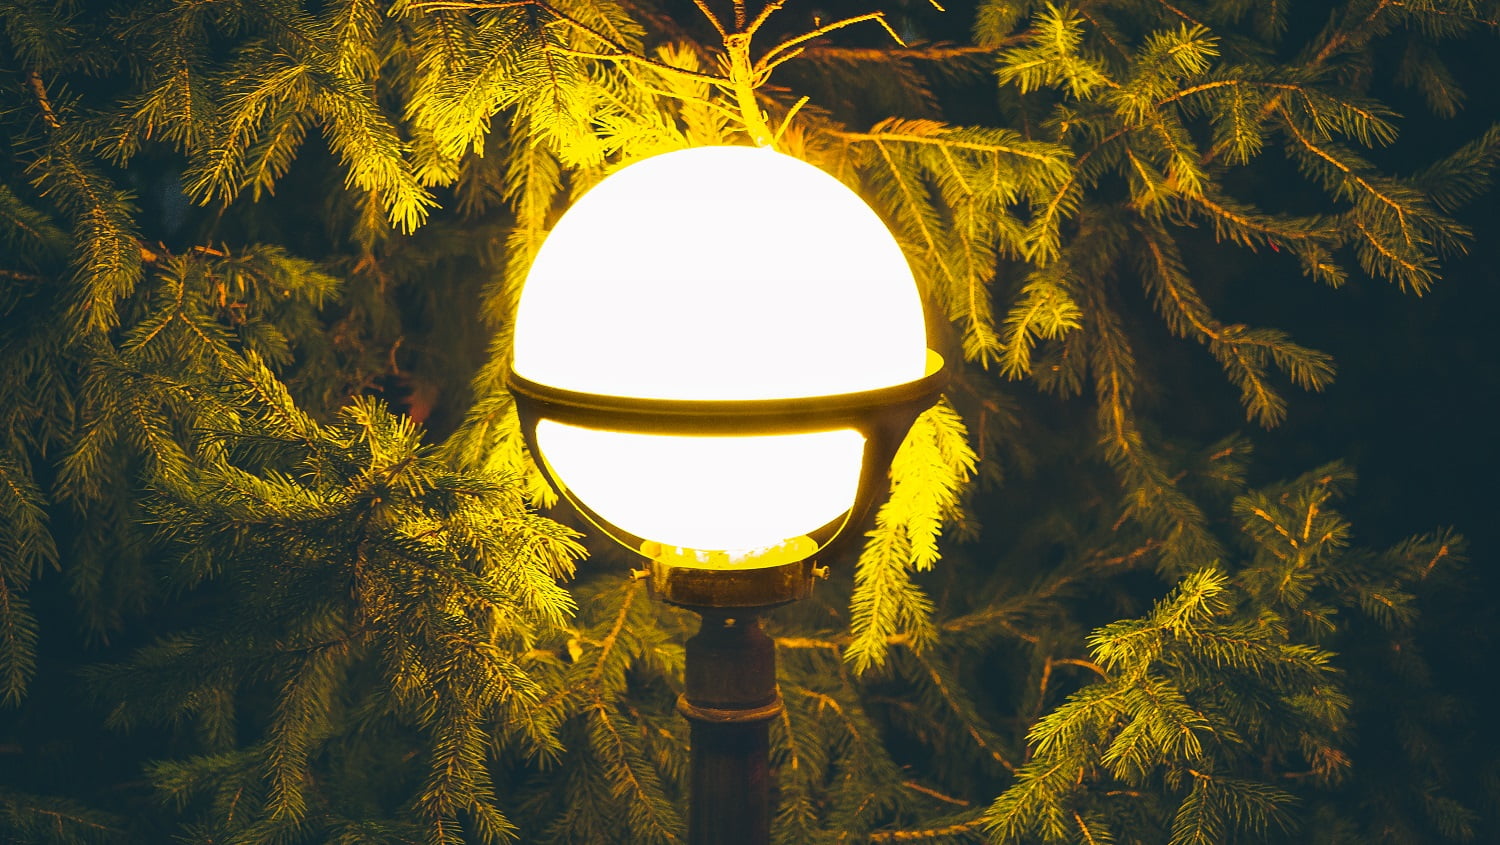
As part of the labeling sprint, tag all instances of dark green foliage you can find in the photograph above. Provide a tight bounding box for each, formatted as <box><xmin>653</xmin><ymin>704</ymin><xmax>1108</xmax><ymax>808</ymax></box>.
<box><xmin>1</xmin><ymin>0</ymin><xmax>1496</xmax><ymax>842</ymax></box>
<box><xmin>0</xmin><ymin>789</ymin><xmax>122</xmax><ymax>844</ymax></box>
<box><xmin>985</xmin><ymin>566</ymin><xmax>1335</xmax><ymax>844</ymax></box>
<box><xmin>91</xmin><ymin>378</ymin><xmax>584</xmax><ymax>841</ymax></box>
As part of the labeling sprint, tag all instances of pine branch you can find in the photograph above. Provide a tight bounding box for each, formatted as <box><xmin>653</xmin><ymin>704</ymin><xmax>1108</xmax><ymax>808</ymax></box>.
<box><xmin>801</xmin><ymin>43</ymin><xmax>1007</xmax><ymax>62</ymax></box>
<box><xmin>997</xmin><ymin>267</ymin><xmax>1084</xmax><ymax>379</ymax></box>
<box><xmin>24</xmin><ymin>71</ymin><xmax>145</xmax><ymax>334</ymax></box>
<box><xmin>846</xmin><ymin>403</ymin><xmax>975</xmax><ymax>673</ymax></box>
<box><xmin>839</xmin><ymin>124</ymin><xmax>1074</xmax><ymax>166</ymax></box>
<box><xmin>0</xmin><ymin>788</ymin><xmax>124</xmax><ymax>844</ymax></box>
<box><xmin>903</xmin><ymin>649</ymin><xmax>1016</xmax><ymax>772</ymax></box>
<box><xmin>1195</xmin><ymin>0</ymin><xmax>1398</xmax><ymax>166</ymax></box>
<box><xmin>867</xmin><ymin>814</ymin><xmax>986</xmax><ymax>842</ymax></box>
<box><xmin>586</xmin><ymin>700</ymin><xmax>684</xmax><ymax>844</ymax></box>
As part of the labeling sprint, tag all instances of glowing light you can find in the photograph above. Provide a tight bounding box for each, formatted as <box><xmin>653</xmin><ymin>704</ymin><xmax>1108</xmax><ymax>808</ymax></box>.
<box><xmin>537</xmin><ymin>421</ymin><xmax>865</xmax><ymax>553</ymax></box>
<box><xmin>512</xmin><ymin>145</ymin><xmax>929</xmax><ymax>554</ymax></box>
<box><xmin>512</xmin><ymin>146</ymin><xmax>926</xmax><ymax>399</ymax></box>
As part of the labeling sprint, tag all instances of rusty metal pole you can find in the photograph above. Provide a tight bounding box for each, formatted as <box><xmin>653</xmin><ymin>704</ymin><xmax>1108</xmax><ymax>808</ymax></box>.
<box><xmin>679</xmin><ymin>610</ymin><xmax>781</xmax><ymax>845</ymax></box>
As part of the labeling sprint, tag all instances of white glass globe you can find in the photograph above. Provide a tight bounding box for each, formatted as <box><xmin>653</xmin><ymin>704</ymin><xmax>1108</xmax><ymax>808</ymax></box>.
<box><xmin>512</xmin><ymin>145</ymin><xmax>929</xmax><ymax>555</ymax></box>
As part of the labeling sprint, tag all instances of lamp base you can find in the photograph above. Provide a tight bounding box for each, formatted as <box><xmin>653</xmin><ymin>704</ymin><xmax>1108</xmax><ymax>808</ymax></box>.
<box><xmin>647</xmin><ymin>557</ymin><xmax>814</xmax><ymax>610</ymax></box>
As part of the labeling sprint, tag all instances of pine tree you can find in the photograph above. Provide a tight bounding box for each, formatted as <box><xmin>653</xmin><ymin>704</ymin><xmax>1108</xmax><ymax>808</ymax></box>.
<box><xmin>1</xmin><ymin>0</ymin><xmax>1496</xmax><ymax>842</ymax></box>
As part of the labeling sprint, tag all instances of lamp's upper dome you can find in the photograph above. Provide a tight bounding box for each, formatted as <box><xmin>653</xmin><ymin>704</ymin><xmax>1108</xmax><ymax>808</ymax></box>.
<box><xmin>512</xmin><ymin>145</ymin><xmax>928</xmax><ymax>400</ymax></box>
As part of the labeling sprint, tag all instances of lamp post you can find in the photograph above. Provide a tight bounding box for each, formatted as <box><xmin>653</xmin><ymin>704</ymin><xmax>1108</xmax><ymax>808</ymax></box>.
<box><xmin>508</xmin><ymin>145</ymin><xmax>943</xmax><ymax>845</ymax></box>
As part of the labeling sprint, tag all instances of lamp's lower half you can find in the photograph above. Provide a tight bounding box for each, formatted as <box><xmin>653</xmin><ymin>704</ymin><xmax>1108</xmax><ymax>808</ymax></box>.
<box><xmin>679</xmin><ymin>611</ymin><xmax>781</xmax><ymax>845</ymax></box>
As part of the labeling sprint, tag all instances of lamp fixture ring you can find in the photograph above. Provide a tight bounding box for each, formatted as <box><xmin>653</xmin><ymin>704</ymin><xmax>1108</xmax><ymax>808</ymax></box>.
<box><xmin>508</xmin><ymin>349</ymin><xmax>944</xmax><ymax>437</ymax></box>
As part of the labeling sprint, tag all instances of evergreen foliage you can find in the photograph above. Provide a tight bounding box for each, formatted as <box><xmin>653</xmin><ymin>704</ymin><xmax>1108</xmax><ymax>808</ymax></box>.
<box><xmin>1</xmin><ymin>0</ymin><xmax>1496</xmax><ymax>842</ymax></box>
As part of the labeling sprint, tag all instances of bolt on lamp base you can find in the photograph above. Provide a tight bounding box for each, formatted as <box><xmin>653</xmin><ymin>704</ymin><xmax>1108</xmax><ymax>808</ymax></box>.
<box><xmin>681</xmin><ymin>611</ymin><xmax>781</xmax><ymax>845</ymax></box>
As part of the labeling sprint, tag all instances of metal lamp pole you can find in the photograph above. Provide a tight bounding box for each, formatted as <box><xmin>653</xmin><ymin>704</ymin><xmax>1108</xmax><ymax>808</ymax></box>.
<box><xmin>643</xmin><ymin>556</ymin><xmax>816</xmax><ymax>845</ymax></box>
<box><xmin>680</xmin><ymin>610</ymin><xmax>780</xmax><ymax>845</ymax></box>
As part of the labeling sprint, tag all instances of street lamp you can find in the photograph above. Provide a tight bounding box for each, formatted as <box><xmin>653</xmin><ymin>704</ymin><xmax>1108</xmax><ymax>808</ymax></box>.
<box><xmin>508</xmin><ymin>145</ymin><xmax>944</xmax><ymax>845</ymax></box>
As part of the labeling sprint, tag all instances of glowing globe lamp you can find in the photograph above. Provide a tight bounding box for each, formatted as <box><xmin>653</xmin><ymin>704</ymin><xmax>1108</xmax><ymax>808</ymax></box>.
<box><xmin>509</xmin><ymin>146</ymin><xmax>944</xmax><ymax>600</ymax></box>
